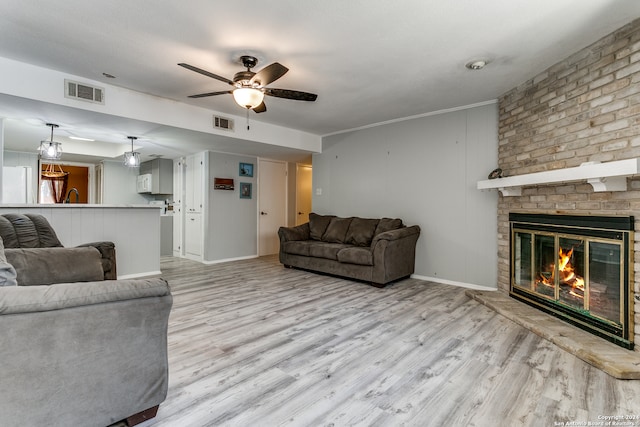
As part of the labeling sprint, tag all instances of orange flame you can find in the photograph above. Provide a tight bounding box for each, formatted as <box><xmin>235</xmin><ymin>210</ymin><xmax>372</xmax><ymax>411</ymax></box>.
<box><xmin>538</xmin><ymin>247</ymin><xmax>584</xmax><ymax>298</ymax></box>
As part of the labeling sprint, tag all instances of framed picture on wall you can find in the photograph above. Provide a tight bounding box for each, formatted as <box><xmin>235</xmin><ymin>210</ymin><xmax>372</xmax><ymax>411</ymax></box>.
<box><xmin>240</xmin><ymin>182</ymin><xmax>252</xmax><ymax>199</ymax></box>
<box><xmin>239</xmin><ymin>162</ymin><xmax>254</xmax><ymax>177</ymax></box>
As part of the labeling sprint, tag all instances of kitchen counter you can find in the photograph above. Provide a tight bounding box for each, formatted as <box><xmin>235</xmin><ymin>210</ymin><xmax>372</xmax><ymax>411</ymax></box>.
<box><xmin>0</xmin><ymin>203</ymin><xmax>161</xmax><ymax>208</ymax></box>
<box><xmin>0</xmin><ymin>204</ymin><xmax>162</xmax><ymax>278</ymax></box>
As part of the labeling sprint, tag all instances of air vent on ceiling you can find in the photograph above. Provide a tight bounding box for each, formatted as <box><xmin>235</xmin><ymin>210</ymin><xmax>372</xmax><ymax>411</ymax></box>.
<box><xmin>213</xmin><ymin>115</ymin><xmax>234</xmax><ymax>131</ymax></box>
<box><xmin>64</xmin><ymin>79</ymin><xmax>105</xmax><ymax>104</ymax></box>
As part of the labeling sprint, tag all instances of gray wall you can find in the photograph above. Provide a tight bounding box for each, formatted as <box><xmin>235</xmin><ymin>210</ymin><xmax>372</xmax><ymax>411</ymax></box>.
<box><xmin>313</xmin><ymin>103</ymin><xmax>499</xmax><ymax>288</ymax></box>
<box><xmin>205</xmin><ymin>151</ymin><xmax>258</xmax><ymax>261</ymax></box>
<box><xmin>101</xmin><ymin>160</ymin><xmax>151</xmax><ymax>205</ymax></box>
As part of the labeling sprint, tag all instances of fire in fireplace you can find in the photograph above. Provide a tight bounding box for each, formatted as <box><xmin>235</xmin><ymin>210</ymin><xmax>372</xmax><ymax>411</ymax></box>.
<box><xmin>509</xmin><ymin>213</ymin><xmax>634</xmax><ymax>349</ymax></box>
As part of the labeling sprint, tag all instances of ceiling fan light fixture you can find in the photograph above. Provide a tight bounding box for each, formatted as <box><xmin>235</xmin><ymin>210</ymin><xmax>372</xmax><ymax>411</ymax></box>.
<box><xmin>232</xmin><ymin>87</ymin><xmax>265</xmax><ymax>109</ymax></box>
<box><xmin>39</xmin><ymin>123</ymin><xmax>63</xmax><ymax>160</ymax></box>
<box><xmin>124</xmin><ymin>136</ymin><xmax>140</xmax><ymax>167</ymax></box>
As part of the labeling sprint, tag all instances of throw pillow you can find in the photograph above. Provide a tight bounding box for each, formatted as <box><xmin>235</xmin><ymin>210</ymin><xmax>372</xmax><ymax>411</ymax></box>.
<box><xmin>322</xmin><ymin>217</ymin><xmax>353</xmax><ymax>243</ymax></box>
<box><xmin>309</xmin><ymin>213</ymin><xmax>335</xmax><ymax>240</ymax></box>
<box><xmin>374</xmin><ymin>218</ymin><xmax>404</xmax><ymax>236</ymax></box>
<box><xmin>345</xmin><ymin>218</ymin><xmax>380</xmax><ymax>246</ymax></box>
<box><xmin>0</xmin><ymin>237</ymin><xmax>18</xmax><ymax>287</ymax></box>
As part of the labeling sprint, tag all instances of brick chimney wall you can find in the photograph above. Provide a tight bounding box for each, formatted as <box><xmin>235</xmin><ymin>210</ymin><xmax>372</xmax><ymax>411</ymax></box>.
<box><xmin>497</xmin><ymin>18</ymin><xmax>640</xmax><ymax>351</ymax></box>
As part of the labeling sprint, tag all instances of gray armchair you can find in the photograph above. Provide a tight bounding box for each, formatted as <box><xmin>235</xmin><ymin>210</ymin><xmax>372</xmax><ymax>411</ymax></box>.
<box><xmin>0</xmin><ymin>213</ymin><xmax>172</xmax><ymax>426</ymax></box>
<box><xmin>0</xmin><ymin>213</ymin><xmax>117</xmax><ymax>280</ymax></box>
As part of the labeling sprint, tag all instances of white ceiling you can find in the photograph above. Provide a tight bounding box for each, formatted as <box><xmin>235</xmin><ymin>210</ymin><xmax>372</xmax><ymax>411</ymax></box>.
<box><xmin>0</xmin><ymin>0</ymin><xmax>639</xmax><ymax>162</ymax></box>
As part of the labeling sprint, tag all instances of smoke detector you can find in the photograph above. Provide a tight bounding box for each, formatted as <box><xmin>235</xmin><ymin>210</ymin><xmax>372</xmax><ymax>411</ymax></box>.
<box><xmin>465</xmin><ymin>60</ymin><xmax>488</xmax><ymax>70</ymax></box>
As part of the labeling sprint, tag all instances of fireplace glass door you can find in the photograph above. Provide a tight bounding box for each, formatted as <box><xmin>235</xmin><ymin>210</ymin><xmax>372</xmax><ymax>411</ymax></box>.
<box><xmin>510</xmin><ymin>213</ymin><xmax>632</xmax><ymax>349</ymax></box>
<box><xmin>513</xmin><ymin>232</ymin><xmax>622</xmax><ymax>327</ymax></box>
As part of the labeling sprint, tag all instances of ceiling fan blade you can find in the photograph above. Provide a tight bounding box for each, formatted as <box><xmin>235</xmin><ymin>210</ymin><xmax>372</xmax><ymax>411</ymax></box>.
<box><xmin>253</xmin><ymin>101</ymin><xmax>267</xmax><ymax>113</ymax></box>
<box><xmin>178</xmin><ymin>63</ymin><xmax>234</xmax><ymax>86</ymax></box>
<box><xmin>188</xmin><ymin>90</ymin><xmax>232</xmax><ymax>98</ymax></box>
<box><xmin>264</xmin><ymin>88</ymin><xmax>318</xmax><ymax>102</ymax></box>
<box><xmin>250</xmin><ymin>62</ymin><xmax>289</xmax><ymax>86</ymax></box>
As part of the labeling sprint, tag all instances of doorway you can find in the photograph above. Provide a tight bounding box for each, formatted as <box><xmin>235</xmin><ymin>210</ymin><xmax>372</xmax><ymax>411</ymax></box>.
<box><xmin>295</xmin><ymin>164</ymin><xmax>312</xmax><ymax>225</ymax></box>
<box><xmin>258</xmin><ymin>159</ymin><xmax>287</xmax><ymax>256</ymax></box>
<box><xmin>40</xmin><ymin>161</ymin><xmax>92</xmax><ymax>204</ymax></box>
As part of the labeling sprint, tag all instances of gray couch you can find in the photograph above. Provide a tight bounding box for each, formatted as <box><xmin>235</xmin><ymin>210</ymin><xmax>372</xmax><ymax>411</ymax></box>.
<box><xmin>279</xmin><ymin>213</ymin><xmax>420</xmax><ymax>286</ymax></box>
<box><xmin>0</xmin><ymin>214</ymin><xmax>172</xmax><ymax>427</ymax></box>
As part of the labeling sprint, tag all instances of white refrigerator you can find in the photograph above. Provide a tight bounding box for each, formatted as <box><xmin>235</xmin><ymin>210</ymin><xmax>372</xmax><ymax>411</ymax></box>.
<box><xmin>2</xmin><ymin>166</ymin><xmax>34</xmax><ymax>203</ymax></box>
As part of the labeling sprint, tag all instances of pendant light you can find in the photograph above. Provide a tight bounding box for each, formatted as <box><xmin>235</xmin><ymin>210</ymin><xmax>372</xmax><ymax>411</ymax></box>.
<box><xmin>39</xmin><ymin>123</ymin><xmax>63</xmax><ymax>160</ymax></box>
<box><xmin>124</xmin><ymin>136</ymin><xmax>140</xmax><ymax>167</ymax></box>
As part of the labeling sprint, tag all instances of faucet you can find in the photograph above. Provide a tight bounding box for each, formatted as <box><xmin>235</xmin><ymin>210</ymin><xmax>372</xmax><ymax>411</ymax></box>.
<box><xmin>65</xmin><ymin>188</ymin><xmax>80</xmax><ymax>203</ymax></box>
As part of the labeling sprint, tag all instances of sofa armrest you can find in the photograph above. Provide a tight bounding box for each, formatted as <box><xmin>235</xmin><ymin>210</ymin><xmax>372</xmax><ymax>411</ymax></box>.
<box><xmin>76</xmin><ymin>241</ymin><xmax>117</xmax><ymax>280</ymax></box>
<box><xmin>278</xmin><ymin>223</ymin><xmax>310</xmax><ymax>243</ymax></box>
<box><xmin>0</xmin><ymin>278</ymin><xmax>170</xmax><ymax>315</ymax></box>
<box><xmin>370</xmin><ymin>225</ymin><xmax>421</xmax><ymax>246</ymax></box>
<box><xmin>370</xmin><ymin>225</ymin><xmax>421</xmax><ymax>285</ymax></box>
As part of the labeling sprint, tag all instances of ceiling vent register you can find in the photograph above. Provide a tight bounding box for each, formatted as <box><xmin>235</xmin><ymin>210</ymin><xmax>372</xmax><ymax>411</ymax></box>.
<box><xmin>64</xmin><ymin>79</ymin><xmax>104</xmax><ymax>104</ymax></box>
<box><xmin>213</xmin><ymin>115</ymin><xmax>234</xmax><ymax>131</ymax></box>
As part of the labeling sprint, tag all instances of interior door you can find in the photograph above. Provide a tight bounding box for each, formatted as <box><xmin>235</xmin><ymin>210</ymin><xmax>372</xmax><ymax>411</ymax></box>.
<box><xmin>258</xmin><ymin>159</ymin><xmax>287</xmax><ymax>256</ymax></box>
<box><xmin>295</xmin><ymin>164</ymin><xmax>312</xmax><ymax>225</ymax></box>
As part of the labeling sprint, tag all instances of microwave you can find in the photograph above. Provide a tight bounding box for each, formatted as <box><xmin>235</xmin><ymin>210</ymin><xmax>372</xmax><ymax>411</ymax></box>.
<box><xmin>137</xmin><ymin>174</ymin><xmax>152</xmax><ymax>193</ymax></box>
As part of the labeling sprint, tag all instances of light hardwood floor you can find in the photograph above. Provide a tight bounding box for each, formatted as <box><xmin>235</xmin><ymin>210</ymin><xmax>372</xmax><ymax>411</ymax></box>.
<box><xmin>140</xmin><ymin>256</ymin><xmax>640</xmax><ymax>427</ymax></box>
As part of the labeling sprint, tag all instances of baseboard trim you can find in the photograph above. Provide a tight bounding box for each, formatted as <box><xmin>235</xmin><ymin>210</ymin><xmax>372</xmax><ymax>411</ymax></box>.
<box><xmin>411</xmin><ymin>274</ymin><xmax>497</xmax><ymax>291</ymax></box>
<box><xmin>202</xmin><ymin>255</ymin><xmax>259</xmax><ymax>265</ymax></box>
<box><xmin>118</xmin><ymin>270</ymin><xmax>162</xmax><ymax>280</ymax></box>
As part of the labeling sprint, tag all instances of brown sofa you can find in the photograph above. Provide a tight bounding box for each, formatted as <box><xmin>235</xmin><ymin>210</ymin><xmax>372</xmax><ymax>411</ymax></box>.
<box><xmin>278</xmin><ymin>213</ymin><xmax>420</xmax><ymax>286</ymax></box>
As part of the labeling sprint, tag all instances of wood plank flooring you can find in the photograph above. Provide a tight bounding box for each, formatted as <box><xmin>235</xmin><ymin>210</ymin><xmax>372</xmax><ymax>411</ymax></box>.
<box><xmin>139</xmin><ymin>256</ymin><xmax>640</xmax><ymax>427</ymax></box>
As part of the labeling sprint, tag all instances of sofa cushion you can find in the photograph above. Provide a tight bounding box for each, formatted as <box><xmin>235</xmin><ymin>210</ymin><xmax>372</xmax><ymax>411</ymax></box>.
<box><xmin>337</xmin><ymin>247</ymin><xmax>374</xmax><ymax>266</ymax></box>
<box><xmin>345</xmin><ymin>218</ymin><xmax>380</xmax><ymax>247</ymax></box>
<box><xmin>309</xmin><ymin>213</ymin><xmax>335</xmax><ymax>240</ymax></box>
<box><xmin>309</xmin><ymin>242</ymin><xmax>351</xmax><ymax>260</ymax></box>
<box><xmin>5</xmin><ymin>247</ymin><xmax>105</xmax><ymax>286</ymax></box>
<box><xmin>322</xmin><ymin>217</ymin><xmax>353</xmax><ymax>243</ymax></box>
<box><xmin>374</xmin><ymin>218</ymin><xmax>404</xmax><ymax>236</ymax></box>
<box><xmin>281</xmin><ymin>240</ymin><xmax>314</xmax><ymax>256</ymax></box>
<box><xmin>0</xmin><ymin>237</ymin><xmax>17</xmax><ymax>287</ymax></box>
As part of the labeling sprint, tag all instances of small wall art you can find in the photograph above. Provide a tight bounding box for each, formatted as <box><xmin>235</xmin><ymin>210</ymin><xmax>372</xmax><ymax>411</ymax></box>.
<box><xmin>239</xmin><ymin>162</ymin><xmax>254</xmax><ymax>177</ymax></box>
<box><xmin>240</xmin><ymin>182</ymin><xmax>252</xmax><ymax>199</ymax></box>
<box><xmin>213</xmin><ymin>178</ymin><xmax>234</xmax><ymax>190</ymax></box>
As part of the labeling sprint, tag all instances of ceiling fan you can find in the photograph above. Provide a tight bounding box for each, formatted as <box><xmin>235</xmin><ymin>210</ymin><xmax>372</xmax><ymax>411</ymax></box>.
<box><xmin>178</xmin><ymin>55</ymin><xmax>317</xmax><ymax>113</ymax></box>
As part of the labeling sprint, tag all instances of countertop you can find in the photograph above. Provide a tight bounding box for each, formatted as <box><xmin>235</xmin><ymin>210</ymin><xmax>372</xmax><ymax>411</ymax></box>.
<box><xmin>0</xmin><ymin>204</ymin><xmax>162</xmax><ymax>209</ymax></box>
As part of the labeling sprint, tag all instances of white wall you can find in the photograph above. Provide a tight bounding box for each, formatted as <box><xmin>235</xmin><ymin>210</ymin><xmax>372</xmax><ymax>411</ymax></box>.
<box><xmin>314</xmin><ymin>103</ymin><xmax>499</xmax><ymax>289</ymax></box>
<box><xmin>205</xmin><ymin>151</ymin><xmax>258</xmax><ymax>262</ymax></box>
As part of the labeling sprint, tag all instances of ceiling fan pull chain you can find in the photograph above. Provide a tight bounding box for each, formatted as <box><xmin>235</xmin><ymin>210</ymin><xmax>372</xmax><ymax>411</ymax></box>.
<box><xmin>246</xmin><ymin>109</ymin><xmax>250</xmax><ymax>130</ymax></box>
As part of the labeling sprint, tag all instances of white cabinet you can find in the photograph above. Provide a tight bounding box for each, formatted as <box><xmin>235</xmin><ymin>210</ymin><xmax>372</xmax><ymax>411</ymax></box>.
<box><xmin>173</xmin><ymin>158</ymin><xmax>185</xmax><ymax>256</ymax></box>
<box><xmin>185</xmin><ymin>212</ymin><xmax>202</xmax><ymax>257</ymax></box>
<box><xmin>139</xmin><ymin>158</ymin><xmax>173</xmax><ymax>194</ymax></box>
<box><xmin>136</xmin><ymin>174</ymin><xmax>152</xmax><ymax>193</ymax></box>
<box><xmin>182</xmin><ymin>152</ymin><xmax>207</xmax><ymax>261</ymax></box>
<box><xmin>185</xmin><ymin>152</ymin><xmax>204</xmax><ymax>213</ymax></box>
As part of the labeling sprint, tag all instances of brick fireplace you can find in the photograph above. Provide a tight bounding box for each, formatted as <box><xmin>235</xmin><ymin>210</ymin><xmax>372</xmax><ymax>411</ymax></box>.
<box><xmin>496</xmin><ymin>18</ymin><xmax>640</xmax><ymax>353</ymax></box>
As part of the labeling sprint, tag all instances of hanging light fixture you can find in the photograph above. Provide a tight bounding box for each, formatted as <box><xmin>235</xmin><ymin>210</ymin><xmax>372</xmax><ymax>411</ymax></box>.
<box><xmin>38</xmin><ymin>123</ymin><xmax>63</xmax><ymax>160</ymax></box>
<box><xmin>232</xmin><ymin>87</ymin><xmax>264</xmax><ymax>109</ymax></box>
<box><xmin>123</xmin><ymin>136</ymin><xmax>140</xmax><ymax>167</ymax></box>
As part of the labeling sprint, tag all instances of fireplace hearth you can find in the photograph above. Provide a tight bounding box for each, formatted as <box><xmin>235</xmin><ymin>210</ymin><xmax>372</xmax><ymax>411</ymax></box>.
<box><xmin>509</xmin><ymin>213</ymin><xmax>634</xmax><ymax>349</ymax></box>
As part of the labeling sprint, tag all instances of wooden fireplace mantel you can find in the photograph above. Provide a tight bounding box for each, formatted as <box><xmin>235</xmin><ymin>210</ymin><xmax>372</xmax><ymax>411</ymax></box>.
<box><xmin>476</xmin><ymin>158</ymin><xmax>640</xmax><ymax>196</ymax></box>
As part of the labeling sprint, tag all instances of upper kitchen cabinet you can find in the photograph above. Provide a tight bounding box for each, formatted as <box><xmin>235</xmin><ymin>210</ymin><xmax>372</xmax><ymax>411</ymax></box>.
<box><xmin>138</xmin><ymin>158</ymin><xmax>173</xmax><ymax>194</ymax></box>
